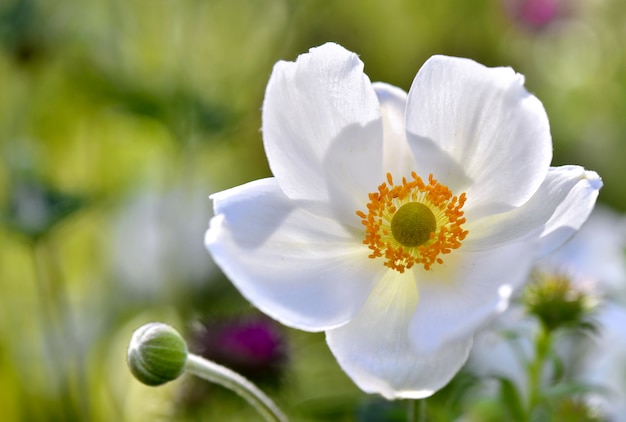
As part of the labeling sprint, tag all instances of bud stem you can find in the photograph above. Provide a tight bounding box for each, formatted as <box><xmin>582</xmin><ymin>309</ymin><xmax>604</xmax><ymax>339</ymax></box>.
<box><xmin>185</xmin><ymin>353</ymin><xmax>288</xmax><ymax>422</ymax></box>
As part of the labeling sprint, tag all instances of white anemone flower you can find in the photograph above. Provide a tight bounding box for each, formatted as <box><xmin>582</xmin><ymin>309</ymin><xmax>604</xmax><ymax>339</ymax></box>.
<box><xmin>205</xmin><ymin>43</ymin><xmax>601</xmax><ymax>399</ymax></box>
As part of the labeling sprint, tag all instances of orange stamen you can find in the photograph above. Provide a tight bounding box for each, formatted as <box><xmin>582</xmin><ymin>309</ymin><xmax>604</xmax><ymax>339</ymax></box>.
<box><xmin>357</xmin><ymin>172</ymin><xmax>468</xmax><ymax>273</ymax></box>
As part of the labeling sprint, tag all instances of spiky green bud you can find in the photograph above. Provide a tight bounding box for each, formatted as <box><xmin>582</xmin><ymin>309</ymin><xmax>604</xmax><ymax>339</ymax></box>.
<box><xmin>524</xmin><ymin>271</ymin><xmax>593</xmax><ymax>332</ymax></box>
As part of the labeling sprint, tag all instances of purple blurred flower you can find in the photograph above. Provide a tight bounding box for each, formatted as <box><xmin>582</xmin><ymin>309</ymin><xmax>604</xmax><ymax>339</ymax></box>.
<box><xmin>505</xmin><ymin>0</ymin><xmax>562</xmax><ymax>29</ymax></box>
<box><xmin>191</xmin><ymin>315</ymin><xmax>287</xmax><ymax>382</ymax></box>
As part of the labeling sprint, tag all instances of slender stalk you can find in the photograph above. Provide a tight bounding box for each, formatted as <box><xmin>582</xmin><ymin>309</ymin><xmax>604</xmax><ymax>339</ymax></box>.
<box><xmin>185</xmin><ymin>353</ymin><xmax>288</xmax><ymax>422</ymax></box>
<box><xmin>407</xmin><ymin>399</ymin><xmax>416</xmax><ymax>422</ymax></box>
<box><xmin>527</xmin><ymin>325</ymin><xmax>552</xmax><ymax>415</ymax></box>
<box><xmin>407</xmin><ymin>399</ymin><xmax>426</xmax><ymax>422</ymax></box>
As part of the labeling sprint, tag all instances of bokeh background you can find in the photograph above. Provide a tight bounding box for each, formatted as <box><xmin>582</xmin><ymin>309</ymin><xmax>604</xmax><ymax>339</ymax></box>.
<box><xmin>1</xmin><ymin>0</ymin><xmax>624</xmax><ymax>420</ymax></box>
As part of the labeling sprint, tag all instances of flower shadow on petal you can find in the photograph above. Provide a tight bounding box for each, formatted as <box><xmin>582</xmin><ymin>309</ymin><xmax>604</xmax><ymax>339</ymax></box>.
<box><xmin>405</xmin><ymin>132</ymin><xmax>472</xmax><ymax>195</ymax></box>
<box><xmin>214</xmin><ymin>180</ymin><xmax>297</xmax><ymax>250</ymax></box>
<box><xmin>320</xmin><ymin>120</ymin><xmax>384</xmax><ymax>229</ymax></box>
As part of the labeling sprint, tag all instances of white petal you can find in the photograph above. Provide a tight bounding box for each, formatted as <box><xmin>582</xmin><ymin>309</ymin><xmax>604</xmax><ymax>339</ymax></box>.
<box><xmin>405</xmin><ymin>55</ymin><xmax>552</xmax><ymax>217</ymax></box>
<box><xmin>326</xmin><ymin>270</ymin><xmax>473</xmax><ymax>399</ymax></box>
<box><xmin>206</xmin><ymin>178</ymin><xmax>384</xmax><ymax>331</ymax></box>
<box><xmin>372</xmin><ymin>82</ymin><xmax>416</xmax><ymax>178</ymax></box>
<box><xmin>465</xmin><ymin>165</ymin><xmax>602</xmax><ymax>257</ymax></box>
<box><xmin>321</xmin><ymin>119</ymin><xmax>385</xmax><ymax>227</ymax></box>
<box><xmin>577</xmin><ymin>304</ymin><xmax>626</xmax><ymax>420</ymax></box>
<box><xmin>262</xmin><ymin>42</ymin><xmax>383</xmax><ymax>203</ymax></box>
<box><xmin>534</xmin><ymin>167</ymin><xmax>602</xmax><ymax>256</ymax></box>
<box><xmin>408</xmin><ymin>241</ymin><xmax>536</xmax><ymax>355</ymax></box>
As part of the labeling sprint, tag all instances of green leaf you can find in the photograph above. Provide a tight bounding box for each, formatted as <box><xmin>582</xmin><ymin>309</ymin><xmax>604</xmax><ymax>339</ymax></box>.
<box><xmin>498</xmin><ymin>377</ymin><xmax>527</xmax><ymax>422</ymax></box>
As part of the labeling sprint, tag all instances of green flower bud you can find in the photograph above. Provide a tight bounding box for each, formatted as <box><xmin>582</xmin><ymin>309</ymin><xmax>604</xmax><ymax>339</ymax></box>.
<box><xmin>523</xmin><ymin>270</ymin><xmax>593</xmax><ymax>332</ymax></box>
<box><xmin>127</xmin><ymin>322</ymin><xmax>188</xmax><ymax>386</ymax></box>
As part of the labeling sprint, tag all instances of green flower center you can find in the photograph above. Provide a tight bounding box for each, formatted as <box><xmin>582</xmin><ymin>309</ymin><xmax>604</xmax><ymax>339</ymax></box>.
<box><xmin>390</xmin><ymin>202</ymin><xmax>436</xmax><ymax>247</ymax></box>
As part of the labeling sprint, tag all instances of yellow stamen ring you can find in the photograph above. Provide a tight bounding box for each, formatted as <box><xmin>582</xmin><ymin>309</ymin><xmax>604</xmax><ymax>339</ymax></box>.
<box><xmin>356</xmin><ymin>172</ymin><xmax>469</xmax><ymax>273</ymax></box>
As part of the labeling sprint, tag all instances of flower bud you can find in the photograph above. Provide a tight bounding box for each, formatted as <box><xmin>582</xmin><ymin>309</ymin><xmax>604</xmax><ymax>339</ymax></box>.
<box><xmin>127</xmin><ymin>322</ymin><xmax>188</xmax><ymax>386</ymax></box>
<box><xmin>523</xmin><ymin>270</ymin><xmax>593</xmax><ymax>332</ymax></box>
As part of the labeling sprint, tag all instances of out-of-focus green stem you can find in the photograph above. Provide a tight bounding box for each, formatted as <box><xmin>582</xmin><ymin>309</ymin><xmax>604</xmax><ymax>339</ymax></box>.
<box><xmin>407</xmin><ymin>398</ymin><xmax>426</xmax><ymax>422</ymax></box>
<box><xmin>408</xmin><ymin>399</ymin><xmax>417</xmax><ymax>422</ymax></box>
<box><xmin>527</xmin><ymin>324</ymin><xmax>552</xmax><ymax>415</ymax></box>
<box><xmin>185</xmin><ymin>353</ymin><xmax>288</xmax><ymax>422</ymax></box>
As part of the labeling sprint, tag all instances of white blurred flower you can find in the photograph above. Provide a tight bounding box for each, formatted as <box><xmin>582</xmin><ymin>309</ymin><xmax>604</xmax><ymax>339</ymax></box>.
<box><xmin>468</xmin><ymin>306</ymin><xmax>539</xmax><ymax>397</ymax></box>
<box><xmin>205</xmin><ymin>43</ymin><xmax>600</xmax><ymax>399</ymax></box>
<box><xmin>580</xmin><ymin>303</ymin><xmax>626</xmax><ymax>421</ymax></box>
<box><xmin>112</xmin><ymin>184</ymin><xmax>215</xmax><ymax>300</ymax></box>
<box><xmin>544</xmin><ymin>205</ymin><xmax>626</xmax><ymax>301</ymax></box>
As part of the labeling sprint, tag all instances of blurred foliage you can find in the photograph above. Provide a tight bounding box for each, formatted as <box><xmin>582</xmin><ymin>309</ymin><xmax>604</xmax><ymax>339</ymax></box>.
<box><xmin>1</xmin><ymin>0</ymin><xmax>625</xmax><ymax>420</ymax></box>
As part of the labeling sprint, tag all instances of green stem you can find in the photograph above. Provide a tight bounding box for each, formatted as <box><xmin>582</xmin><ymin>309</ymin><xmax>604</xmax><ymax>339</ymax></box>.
<box><xmin>527</xmin><ymin>325</ymin><xmax>552</xmax><ymax>415</ymax></box>
<box><xmin>408</xmin><ymin>400</ymin><xmax>417</xmax><ymax>422</ymax></box>
<box><xmin>407</xmin><ymin>399</ymin><xmax>426</xmax><ymax>422</ymax></box>
<box><xmin>185</xmin><ymin>353</ymin><xmax>288</xmax><ymax>422</ymax></box>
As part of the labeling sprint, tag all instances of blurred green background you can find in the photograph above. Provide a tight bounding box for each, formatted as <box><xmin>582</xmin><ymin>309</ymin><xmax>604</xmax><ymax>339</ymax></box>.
<box><xmin>0</xmin><ymin>0</ymin><xmax>624</xmax><ymax>420</ymax></box>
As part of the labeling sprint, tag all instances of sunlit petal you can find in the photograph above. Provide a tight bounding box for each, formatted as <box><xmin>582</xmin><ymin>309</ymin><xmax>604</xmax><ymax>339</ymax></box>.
<box><xmin>327</xmin><ymin>270</ymin><xmax>473</xmax><ymax>399</ymax></box>
<box><xmin>206</xmin><ymin>178</ymin><xmax>382</xmax><ymax>331</ymax></box>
